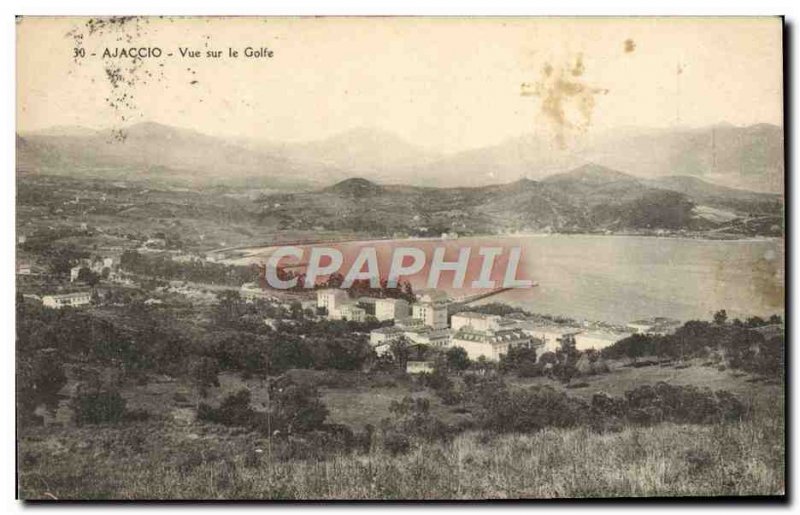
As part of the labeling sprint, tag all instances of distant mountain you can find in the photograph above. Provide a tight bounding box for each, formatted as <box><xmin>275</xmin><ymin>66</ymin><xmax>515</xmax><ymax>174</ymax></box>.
<box><xmin>17</xmin><ymin>122</ymin><xmax>341</xmax><ymax>190</ymax></box>
<box><xmin>255</xmin><ymin>165</ymin><xmax>782</xmax><ymax>237</ymax></box>
<box><xmin>18</xmin><ymin>121</ymin><xmax>784</xmax><ymax>195</ymax></box>
<box><xmin>389</xmin><ymin>124</ymin><xmax>784</xmax><ymax>193</ymax></box>
<box><xmin>584</xmin><ymin>124</ymin><xmax>784</xmax><ymax>194</ymax></box>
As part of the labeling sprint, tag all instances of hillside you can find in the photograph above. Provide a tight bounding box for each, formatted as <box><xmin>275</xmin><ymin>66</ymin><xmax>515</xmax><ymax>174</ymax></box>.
<box><xmin>255</xmin><ymin>165</ymin><xmax>783</xmax><ymax>237</ymax></box>
<box><xmin>17</xmin><ymin>122</ymin><xmax>341</xmax><ymax>190</ymax></box>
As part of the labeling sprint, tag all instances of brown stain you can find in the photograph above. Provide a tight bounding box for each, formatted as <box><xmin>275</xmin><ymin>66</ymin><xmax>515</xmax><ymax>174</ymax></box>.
<box><xmin>520</xmin><ymin>53</ymin><xmax>609</xmax><ymax>148</ymax></box>
<box><xmin>624</xmin><ymin>39</ymin><xmax>636</xmax><ymax>53</ymax></box>
<box><xmin>752</xmin><ymin>249</ymin><xmax>784</xmax><ymax>310</ymax></box>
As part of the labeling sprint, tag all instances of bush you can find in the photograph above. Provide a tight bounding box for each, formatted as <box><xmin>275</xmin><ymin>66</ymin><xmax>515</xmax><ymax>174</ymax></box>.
<box><xmin>72</xmin><ymin>390</ymin><xmax>127</xmax><ymax>425</ymax></box>
<box><xmin>477</xmin><ymin>385</ymin><xmax>587</xmax><ymax>433</ymax></box>
<box><xmin>383</xmin><ymin>431</ymin><xmax>411</xmax><ymax>456</ymax></box>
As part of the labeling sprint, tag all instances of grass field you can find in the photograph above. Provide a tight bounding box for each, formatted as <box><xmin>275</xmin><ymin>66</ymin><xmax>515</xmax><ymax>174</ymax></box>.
<box><xmin>18</xmin><ymin>411</ymin><xmax>784</xmax><ymax>500</ymax></box>
<box><xmin>17</xmin><ymin>362</ymin><xmax>784</xmax><ymax>500</ymax></box>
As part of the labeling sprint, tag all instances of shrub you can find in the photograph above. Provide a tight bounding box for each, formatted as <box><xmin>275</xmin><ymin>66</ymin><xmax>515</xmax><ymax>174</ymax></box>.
<box><xmin>71</xmin><ymin>390</ymin><xmax>127</xmax><ymax>425</ymax></box>
<box><xmin>476</xmin><ymin>385</ymin><xmax>587</xmax><ymax>433</ymax></box>
<box><xmin>383</xmin><ymin>431</ymin><xmax>411</xmax><ymax>456</ymax></box>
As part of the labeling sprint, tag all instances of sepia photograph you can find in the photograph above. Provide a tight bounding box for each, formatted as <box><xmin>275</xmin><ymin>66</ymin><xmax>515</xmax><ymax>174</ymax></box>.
<box><xmin>14</xmin><ymin>15</ymin><xmax>785</xmax><ymax>500</ymax></box>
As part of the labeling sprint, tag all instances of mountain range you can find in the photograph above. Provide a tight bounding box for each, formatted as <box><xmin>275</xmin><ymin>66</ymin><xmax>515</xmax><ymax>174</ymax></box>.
<box><xmin>17</xmin><ymin>121</ymin><xmax>784</xmax><ymax>194</ymax></box>
<box><xmin>253</xmin><ymin>164</ymin><xmax>782</xmax><ymax>237</ymax></box>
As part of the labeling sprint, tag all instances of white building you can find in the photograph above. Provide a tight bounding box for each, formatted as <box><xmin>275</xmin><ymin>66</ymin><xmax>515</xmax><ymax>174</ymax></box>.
<box><xmin>42</xmin><ymin>292</ymin><xmax>92</xmax><ymax>309</ymax></box>
<box><xmin>374</xmin><ymin>298</ymin><xmax>410</xmax><ymax>321</ymax></box>
<box><xmin>337</xmin><ymin>302</ymin><xmax>367</xmax><ymax>322</ymax></box>
<box><xmin>406</xmin><ymin>361</ymin><xmax>435</xmax><ymax>374</ymax></box>
<box><xmin>626</xmin><ymin>317</ymin><xmax>682</xmax><ymax>335</ymax></box>
<box><xmin>403</xmin><ymin>327</ymin><xmax>452</xmax><ymax>348</ymax></box>
<box><xmin>70</xmin><ymin>265</ymin><xmax>83</xmax><ymax>282</ymax></box>
<box><xmin>514</xmin><ymin>322</ymin><xmax>583</xmax><ymax>354</ymax></box>
<box><xmin>317</xmin><ymin>288</ymin><xmax>349</xmax><ymax>317</ymax></box>
<box><xmin>370</xmin><ymin>325</ymin><xmax>405</xmax><ymax>348</ymax></box>
<box><xmin>412</xmin><ymin>290</ymin><xmax>449</xmax><ymax>330</ymax></box>
<box><xmin>451</xmin><ymin>326</ymin><xmax>536</xmax><ymax>362</ymax></box>
<box><xmin>574</xmin><ymin>331</ymin><xmax>630</xmax><ymax>352</ymax></box>
<box><xmin>451</xmin><ymin>312</ymin><xmax>504</xmax><ymax>332</ymax></box>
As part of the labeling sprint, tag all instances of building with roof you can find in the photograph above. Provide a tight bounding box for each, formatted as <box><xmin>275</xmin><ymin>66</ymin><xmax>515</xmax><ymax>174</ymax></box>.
<box><xmin>451</xmin><ymin>326</ymin><xmax>536</xmax><ymax>361</ymax></box>
<box><xmin>42</xmin><ymin>292</ymin><xmax>92</xmax><ymax>309</ymax></box>
<box><xmin>514</xmin><ymin>322</ymin><xmax>583</xmax><ymax>354</ymax></box>
<box><xmin>317</xmin><ymin>288</ymin><xmax>350</xmax><ymax>318</ymax></box>
<box><xmin>337</xmin><ymin>301</ymin><xmax>367</xmax><ymax>322</ymax></box>
<box><xmin>406</xmin><ymin>361</ymin><xmax>435</xmax><ymax>374</ymax></box>
<box><xmin>412</xmin><ymin>290</ymin><xmax>449</xmax><ymax>330</ymax></box>
<box><xmin>374</xmin><ymin>297</ymin><xmax>410</xmax><ymax>321</ymax></box>
<box><xmin>626</xmin><ymin>317</ymin><xmax>682</xmax><ymax>335</ymax></box>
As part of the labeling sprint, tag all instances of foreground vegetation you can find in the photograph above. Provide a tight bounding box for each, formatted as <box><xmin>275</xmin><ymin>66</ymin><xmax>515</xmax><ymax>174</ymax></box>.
<box><xmin>18</xmin><ymin>406</ymin><xmax>783</xmax><ymax>500</ymax></box>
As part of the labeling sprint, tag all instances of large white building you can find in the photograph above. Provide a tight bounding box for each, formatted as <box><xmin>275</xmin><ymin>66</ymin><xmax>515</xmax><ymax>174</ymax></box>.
<box><xmin>42</xmin><ymin>292</ymin><xmax>92</xmax><ymax>309</ymax></box>
<box><xmin>451</xmin><ymin>326</ymin><xmax>536</xmax><ymax>362</ymax></box>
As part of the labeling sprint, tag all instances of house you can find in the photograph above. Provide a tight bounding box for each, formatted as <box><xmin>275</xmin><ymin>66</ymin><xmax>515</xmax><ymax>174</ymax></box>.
<box><xmin>411</xmin><ymin>290</ymin><xmax>449</xmax><ymax>330</ymax></box>
<box><xmin>16</xmin><ymin>262</ymin><xmax>32</xmax><ymax>275</ymax></box>
<box><xmin>374</xmin><ymin>297</ymin><xmax>410</xmax><ymax>321</ymax></box>
<box><xmin>514</xmin><ymin>322</ymin><xmax>583</xmax><ymax>354</ymax></box>
<box><xmin>317</xmin><ymin>288</ymin><xmax>349</xmax><ymax>317</ymax></box>
<box><xmin>70</xmin><ymin>265</ymin><xmax>83</xmax><ymax>282</ymax></box>
<box><xmin>627</xmin><ymin>317</ymin><xmax>682</xmax><ymax>335</ymax></box>
<box><xmin>402</xmin><ymin>326</ymin><xmax>452</xmax><ymax>348</ymax></box>
<box><xmin>42</xmin><ymin>292</ymin><xmax>92</xmax><ymax>309</ymax></box>
<box><xmin>451</xmin><ymin>312</ymin><xmax>505</xmax><ymax>332</ymax></box>
<box><xmin>370</xmin><ymin>325</ymin><xmax>404</xmax><ymax>345</ymax></box>
<box><xmin>451</xmin><ymin>326</ymin><xmax>536</xmax><ymax>362</ymax></box>
<box><xmin>337</xmin><ymin>301</ymin><xmax>367</xmax><ymax>322</ymax></box>
<box><xmin>406</xmin><ymin>361</ymin><xmax>435</xmax><ymax>374</ymax></box>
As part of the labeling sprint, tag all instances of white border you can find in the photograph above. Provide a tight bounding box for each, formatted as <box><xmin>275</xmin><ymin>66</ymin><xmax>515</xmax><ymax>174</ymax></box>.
<box><xmin>3</xmin><ymin>1</ymin><xmax>796</xmax><ymax>514</ymax></box>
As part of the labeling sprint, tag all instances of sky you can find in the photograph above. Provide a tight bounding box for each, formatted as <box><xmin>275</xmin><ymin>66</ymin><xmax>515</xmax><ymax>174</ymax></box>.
<box><xmin>17</xmin><ymin>16</ymin><xmax>783</xmax><ymax>152</ymax></box>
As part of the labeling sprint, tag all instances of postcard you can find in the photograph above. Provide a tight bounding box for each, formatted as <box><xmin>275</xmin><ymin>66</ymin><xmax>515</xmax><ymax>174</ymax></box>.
<box><xmin>15</xmin><ymin>16</ymin><xmax>785</xmax><ymax>500</ymax></box>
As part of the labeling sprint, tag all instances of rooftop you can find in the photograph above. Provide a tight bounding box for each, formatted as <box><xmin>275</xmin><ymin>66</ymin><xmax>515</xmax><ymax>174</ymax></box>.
<box><xmin>44</xmin><ymin>292</ymin><xmax>91</xmax><ymax>300</ymax></box>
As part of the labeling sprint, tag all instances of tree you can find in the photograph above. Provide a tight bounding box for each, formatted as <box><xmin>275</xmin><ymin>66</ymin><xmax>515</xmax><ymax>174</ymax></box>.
<box><xmin>445</xmin><ymin>346</ymin><xmax>471</xmax><ymax>372</ymax></box>
<box><xmin>270</xmin><ymin>379</ymin><xmax>328</xmax><ymax>434</ymax></box>
<box><xmin>17</xmin><ymin>355</ymin><xmax>67</xmax><ymax>423</ymax></box>
<box><xmin>713</xmin><ymin>309</ymin><xmax>728</xmax><ymax>325</ymax></box>
<box><xmin>499</xmin><ymin>345</ymin><xmax>538</xmax><ymax>374</ymax></box>
<box><xmin>389</xmin><ymin>336</ymin><xmax>411</xmax><ymax>370</ymax></box>
<box><xmin>76</xmin><ymin>266</ymin><xmax>100</xmax><ymax>286</ymax></box>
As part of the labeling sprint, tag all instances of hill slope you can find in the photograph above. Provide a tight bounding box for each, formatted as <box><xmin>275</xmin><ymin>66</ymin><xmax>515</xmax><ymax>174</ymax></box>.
<box><xmin>254</xmin><ymin>166</ymin><xmax>782</xmax><ymax>237</ymax></box>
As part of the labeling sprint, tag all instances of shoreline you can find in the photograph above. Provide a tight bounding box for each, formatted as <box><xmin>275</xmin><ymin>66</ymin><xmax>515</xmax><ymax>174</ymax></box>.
<box><xmin>213</xmin><ymin>231</ymin><xmax>784</xmax><ymax>263</ymax></box>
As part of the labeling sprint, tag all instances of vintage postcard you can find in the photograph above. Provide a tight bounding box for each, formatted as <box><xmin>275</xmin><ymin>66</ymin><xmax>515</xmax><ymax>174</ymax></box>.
<box><xmin>15</xmin><ymin>16</ymin><xmax>785</xmax><ymax>500</ymax></box>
